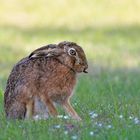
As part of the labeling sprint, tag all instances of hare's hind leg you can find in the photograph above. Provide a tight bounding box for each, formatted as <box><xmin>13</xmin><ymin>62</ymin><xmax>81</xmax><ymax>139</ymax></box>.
<box><xmin>6</xmin><ymin>102</ymin><xmax>26</xmax><ymax>119</ymax></box>
<box><xmin>25</xmin><ymin>100</ymin><xmax>34</xmax><ymax>119</ymax></box>
<box><xmin>40</xmin><ymin>95</ymin><xmax>58</xmax><ymax>116</ymax></box>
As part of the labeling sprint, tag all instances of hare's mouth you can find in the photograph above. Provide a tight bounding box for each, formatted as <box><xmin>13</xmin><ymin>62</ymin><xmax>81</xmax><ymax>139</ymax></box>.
<box><xmin>74</xmin><ymin>67</ymin><xmax>88</xmax><ymax>73</ymax></box>
<box><xmin>83</xmin><ymin>69</ymin><xmax>88</xmax><ymax>73</ymax></box>
<box><xmin>82</xmin><ymin>64</ymin><xmax>88</xmax><ymax>73</ymax></box>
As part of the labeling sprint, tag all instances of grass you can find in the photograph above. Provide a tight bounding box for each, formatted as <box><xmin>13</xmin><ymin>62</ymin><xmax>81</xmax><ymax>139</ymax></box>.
<box><xmin>0</xmin><ymin>0</ymin><xmax>140</xmax><ymax>139</ymax></box>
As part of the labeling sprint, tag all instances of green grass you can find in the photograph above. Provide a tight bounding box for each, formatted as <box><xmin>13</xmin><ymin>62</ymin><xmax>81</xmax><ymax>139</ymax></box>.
<box><xmin>0</xmin><ymin>0</ymin><xmax>140</xmax><ymax>139</ymax></box>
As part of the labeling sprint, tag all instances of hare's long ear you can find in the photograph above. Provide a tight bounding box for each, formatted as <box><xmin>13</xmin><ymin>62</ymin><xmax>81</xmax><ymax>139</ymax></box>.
<box><xmin>29</xmin><ymin>44</ymin><xmax>63</xmax><ymax>58</ymax></box>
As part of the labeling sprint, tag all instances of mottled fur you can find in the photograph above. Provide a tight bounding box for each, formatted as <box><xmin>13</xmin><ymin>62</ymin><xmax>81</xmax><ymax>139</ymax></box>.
<box><xmin>4</xmin><ymin>41</ymin><xmax>88</xmax><ymax>120</ymax></box>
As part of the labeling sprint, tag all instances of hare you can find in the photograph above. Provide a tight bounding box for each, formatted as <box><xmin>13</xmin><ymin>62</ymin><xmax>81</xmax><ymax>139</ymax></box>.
<box><xmin>4</xmin><ymin>41</ymin><xmax>88</xmax><ymax>120</ymax></box>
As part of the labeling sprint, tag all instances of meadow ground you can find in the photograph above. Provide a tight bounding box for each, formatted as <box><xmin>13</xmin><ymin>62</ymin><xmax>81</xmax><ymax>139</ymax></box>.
<box><xmin>0</xmin><ymin>0</ymin><xmax>140</xmax><ymax>139</ymax></box>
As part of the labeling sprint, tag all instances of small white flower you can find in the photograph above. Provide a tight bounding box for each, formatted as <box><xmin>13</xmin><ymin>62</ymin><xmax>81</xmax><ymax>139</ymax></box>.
<box><xmin>33</xmin><ymin>115</ymin><xmax>42</xmax><ymax>121</ymax></box>
<box><xmin>63</xmin><ymin>115</ymin><xmax>69</xmax><ymax>119</ymax></box>
<box><xmin>129</xmin><ymin>116</ymin><xmax>133</xmax><ymax>119</ymax></box>
<box><xmin>107</xmin><ymin>125</ymin><xmax>112</xmax><ymax>129</ymax></box>
<box><xmin>71</xmin><ymin>135</ymin><xmax>78</xmax><ymax>140</ymax></box>
<box><xmin>89</xmin><ymin>111</ymin><xmax>98</xmax><ymax>119</ymax></box>
<box><xmin>89</xmin><ymin>111</ymin><xmax>95</xmax><ymax>116</ymax></box>
<box><xmin>64</xmin><ymin>131</ymin><xmax>68</xmax><ymax>135</ymax></box>
<box><xmin>57</xmin><ymin>115</ymin><xmax>63</xmax><ymax>118</ymax></box>
<box><xmin>33</xmin><ymin>114</ymin><xmax>48</xmax><ymax>120</ymax></box>
<box><xmin>134</xmin><ymin>118</ymin><xmax>139</xmax><ymax>124</ymax></box>
<box><xmin>89</xmin><ymin>131</ymin><xmax>94</xmax><ymax>136</ymax></box>
<box><xmin>54</xmin><ymin>125</ymin><xmax>61</xmax><ymax>129</ymax></box>
<box><xmin>119</xmin><ymin>115</ymin><xmax>123</xmax><ymax>119</ymax></box>
<box><xmin>92</xmin><ymin>113</ymin><xmax>98</xmax><ymax>119</ymax></box>
<box><xmin>134</xmin><ymin>117</ymin><xmax>138</xmax><ymax>121</ymax></box>
<box><xmin>98</xmin><ymin>123</ymin><xmax>103</xmax><ymax>127</ymax></box>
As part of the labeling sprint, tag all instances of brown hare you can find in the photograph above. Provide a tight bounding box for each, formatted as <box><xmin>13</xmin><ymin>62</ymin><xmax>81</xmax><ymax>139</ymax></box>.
<box><xmin>4</xmin><ymin>41</ymin><xmax>88</xmax><ymax>120</ymax></box>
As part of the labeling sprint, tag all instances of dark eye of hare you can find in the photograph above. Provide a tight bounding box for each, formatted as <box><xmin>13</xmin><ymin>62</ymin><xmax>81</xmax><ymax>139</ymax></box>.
<box><xmin>69</xmin><ymin>48</ymin><xmax>76</xmax><ymax>56</ymax></box>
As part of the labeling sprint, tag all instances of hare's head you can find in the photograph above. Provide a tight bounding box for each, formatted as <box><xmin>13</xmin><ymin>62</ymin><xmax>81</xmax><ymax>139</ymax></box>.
<box><xmin>29</xmin><ymin>41</ymin><xmax>88</xmax><ymax>73</ymax></box>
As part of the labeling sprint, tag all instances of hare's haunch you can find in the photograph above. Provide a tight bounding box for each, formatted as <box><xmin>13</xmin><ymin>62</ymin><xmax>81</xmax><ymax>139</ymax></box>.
<box><xmin>4</xmin><ymin>41</ymin><xmax>88</xmax><ymax>120</ymax></box>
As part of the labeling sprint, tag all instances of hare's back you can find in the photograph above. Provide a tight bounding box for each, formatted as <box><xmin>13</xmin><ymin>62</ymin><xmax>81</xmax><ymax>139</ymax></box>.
<box><xmin>4</xmin><ymin>57</ymin><xmax>37</xmax><ymax>99</ymax></box>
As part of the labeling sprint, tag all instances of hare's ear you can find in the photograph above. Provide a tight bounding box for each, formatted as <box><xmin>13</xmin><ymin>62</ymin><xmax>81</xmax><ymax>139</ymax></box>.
<box><xmin>29</xmin><ymin>44</ymin><xmax>62</xmax><ymax>58</ymax></box>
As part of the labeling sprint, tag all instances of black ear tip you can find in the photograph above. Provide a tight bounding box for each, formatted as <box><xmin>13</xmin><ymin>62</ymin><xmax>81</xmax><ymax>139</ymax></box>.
<box><xmin>29</xmin><ymin>53</ymin><xmax>33</xmax><ymax>58</ymax></box>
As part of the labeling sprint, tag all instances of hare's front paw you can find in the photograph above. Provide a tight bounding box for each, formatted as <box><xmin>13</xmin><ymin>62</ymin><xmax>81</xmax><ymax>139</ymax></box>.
<box><xmin>72</xmin><ymin>115</ymin><xmax>82</xmax><ymax>121</ymax></box>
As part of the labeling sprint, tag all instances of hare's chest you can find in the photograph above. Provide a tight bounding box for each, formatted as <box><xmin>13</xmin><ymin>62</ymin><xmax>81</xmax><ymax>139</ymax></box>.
<box><xmin>49</xmin><ymin>85</ymin><xmax>74</xmax><ymax>103</ymax></box>
<box><xmin>40</xmin><ymin>70</ymin><xmax>76</xmax><ymax>103</ymax></box>
<box><xmin>49</xmin><ymin>79</ymin><xmax>76</xmax><ymax>103</ymax></box>
<box><xmin>50</xmin><ymin>92</ymin><xmax>68</xmax><ymax>104</ymax></box>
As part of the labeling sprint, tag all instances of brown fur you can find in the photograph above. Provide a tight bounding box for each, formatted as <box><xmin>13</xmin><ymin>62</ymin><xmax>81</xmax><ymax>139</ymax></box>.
<box><xmin>4</xmin><ymin>41</ymin><xmax>88</xmax><ymax>120</ymax></box>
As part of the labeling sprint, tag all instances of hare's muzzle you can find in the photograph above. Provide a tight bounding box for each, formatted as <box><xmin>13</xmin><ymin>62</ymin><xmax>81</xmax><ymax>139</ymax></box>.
<box><xmin>83</xmin><ymin>65</ymin><xmax>88</xmax><ymax>73</ymax></box>
<box><xmin>83</xmin><ymin>69</ymin><xmax>88</xmax><ymax>73</ymax></box>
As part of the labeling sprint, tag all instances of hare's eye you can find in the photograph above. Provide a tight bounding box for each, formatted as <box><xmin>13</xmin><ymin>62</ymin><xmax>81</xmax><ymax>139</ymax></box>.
<box><xmin>69</xmin><ymin>48</ymin><xmax>76</xmax><ymax>56</ymax></box>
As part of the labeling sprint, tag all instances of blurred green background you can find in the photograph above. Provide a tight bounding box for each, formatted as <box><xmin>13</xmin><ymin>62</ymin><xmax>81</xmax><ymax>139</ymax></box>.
<box><xmin>0</xmin><ymin>0</ymin><xmax>140</xmax><ymax>139</ymax></box>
